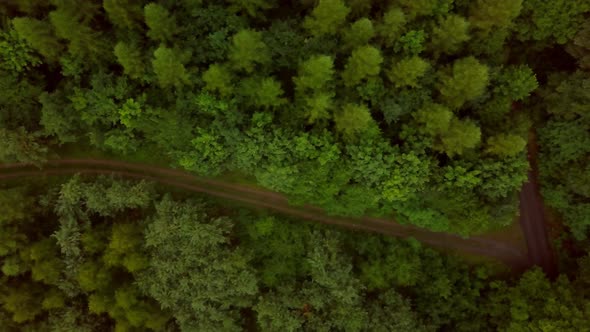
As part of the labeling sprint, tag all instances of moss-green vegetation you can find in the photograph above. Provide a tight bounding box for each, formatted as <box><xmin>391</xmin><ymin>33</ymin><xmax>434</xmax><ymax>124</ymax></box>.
<box><xmin>2</xmin><ymin>0</ymin><xmax>590</xmax><ymax>330</ymax></box>
<box><xmin>0</xmin><ymin>177</ymin><xmax>588</xmax><ymax>331</ymax></box>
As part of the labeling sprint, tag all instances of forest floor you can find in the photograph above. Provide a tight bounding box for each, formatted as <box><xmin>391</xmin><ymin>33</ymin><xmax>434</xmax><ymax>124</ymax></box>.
<box><xmin>0</xmin><ymin>158</ymin><xmax>544</xmax><ymax>272</ymax></box>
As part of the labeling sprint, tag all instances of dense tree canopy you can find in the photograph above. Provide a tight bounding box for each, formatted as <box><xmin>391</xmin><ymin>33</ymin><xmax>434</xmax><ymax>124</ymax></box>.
<box><xmin>0</xmin><ymin>177</ymin><xmax>589</xmax><ymax>331</ymax></box>
<box><xmin>0</xmin><ymin>0</ymin><xmax>590</xmax><ymax>328</ymax></box>
<box><xmin>4</xmin><ymin>0</ymin><xmax>581</xmax><ymax>236</ymax></box>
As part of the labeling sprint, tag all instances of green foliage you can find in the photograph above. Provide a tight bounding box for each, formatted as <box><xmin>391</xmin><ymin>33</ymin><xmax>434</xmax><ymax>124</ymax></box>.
<box><xmin>388</xmin><ymin>56</ymin><xmax>430</xmax><ymax>88</ymax></box>
<box><xmin>567</xmin><ymin>21</ymin><xmax>590</xmax><ymax>70</ymax></box>
<box><xmin>144</xmin><ymin>3</ymin><xmax>177</xmax><ymax>42</ymax></box>
<box><xmin>438</xmin><ymin>118</ymin><xmax>482</xmax><ymax>157</ymax></box>
<box><xmin>398</xmin><ymin>0</ymin><xmax>452</xmax><ymax>18</ymax></box>
<box><xmin>430</xmin><ymin>14</ymin><xmax>470</xmax><ymax>55</ymax></box>
<box><xmin>0</xmin><ymin>127</ymin><xmax>48</xmax><ymax>164</ymax></box>
<box><xmin>485</xmin><ymin>133</ymin><xmax>527</xmax><ymax>157</ymax></box>
<box><xmin>12</xmin><ymin>17</ymin><xmax>62</xmax><ymax>62</ymax></box>
<box><xmin>334</xmin><ymin>103</ymin><xmax>373</xmax><ymax>136</ymax></box>
<box><xmin>228</xmin><ymin>29</ymin><xmax>270</xmax><ymax>73</ymax></box>
<box><xmin>342</xmin><ymin>45</ymin><xmax>383</xmax><ymax>86</ymax></box>
<box><xmin>395</xmin><ymin>30</ymin><xmax>426</xmax><ymax>55</ymax></box>
<box><xmin>294</xmin><ymin>55</ymin><xmax>334</xmax><ymax>93</ymax></box>
<box><xmin>0</xmin><ymin>177</ymin><xmax>590</xmax><ymax>332</ymax></box>
<box><xmin>203</xmin><ymin>63</ymin><xmax>234</xmax><ymax>96</ymax></box>
<box><xmin>114</xmin><ymin>42</ymin><xmax>145</xmax><ymax>80</ymax></box>
<box><xmin>515</xmin><ymin>0</ymin><xmax>590</xmax><ymax>44</ymax></box>
<box><xmin>239</xmin><ymin>76</ymin><xmax>286</xmax><ymax>109</ymax></box>
<box><xmin>179</xmin><ymin>128</ymin><xmax>230</xmax><ymax>175</ymax></box>
<box><xmin>0</xmin><ymin>0</ymin><xmax>583</xmax><ymax>267</ymax></box>
<box><xmin>49</xmin><ymin>4</ymin><xmax>108</xmax><ymax>64</ymax></box>
<box><xmin>469</xmin><ymin>0</ymin><xmax>523</xmax><ymax>31</ymax></box>
<box><xmin>439</xmin><ymin>57</ymin><xmax>489</xmax><ymax>108</ymax></box>
<box><xmin>377</xmin><ymin>7</ymin><xmax>406</xmax><ymax>48</ymax></box>
<box><xmin>228</xmin><ymin>0</ymin><xmax>277</xmax><ymax>17</ymax></box>
<box><xmin>1</xmin><ymin>283</ymin><xmax>44</xmax><ymax>323</ymax></box>
<box><xmin>103</xmin><ymin>223</ymin><xmax>147</xmax><ymax>272</ymax></box>
<box><xmin>538</xmin><ymin>73</ymin><xmax>590</xmax><ymax>239</ymax></box>
<box><xmin>414</xmin><ymin>103</ymin><xmax>453</xmax><ymax>136</ymax></box>
<box><xmin>304</xmin><ymin>0</ymin><xmax>350</xmax><ymax>36</ymax></box>
<box><xmin>103</xmin><ymin>0</ymin><xmax>143</xmax><ymax>30</ymax></box>
<box><xmin>495</xmin><ymin>65</ymin><xmax>539</xmax><ymax>101</ymax></box>
<box><xmin>487</xmin><ymin>268</ymin><xmax>590</xmax><ymax>331</ymax></box>
<box><xmin>302</xmin><ymin>92</ymin><xmax>334</xmax><ymax>123</ymax></box>
<box><xmin>0</xmin><ymin>28</ymin><xmax>41</xmax><ymax>73</ymax></box>
<box><xmin>342</xmin><ymin>17</ymin><xmax>374</xmax><ymax>49</ymax></box>
<box><xmin>152</xmin><ymin>46</ymin><xmax>190</xmax><ymax>88</ymax></box>
<box><xmin>138</xmin><ymin>197</ymin><xmax>258</xmax><ymax>331</ymax></box>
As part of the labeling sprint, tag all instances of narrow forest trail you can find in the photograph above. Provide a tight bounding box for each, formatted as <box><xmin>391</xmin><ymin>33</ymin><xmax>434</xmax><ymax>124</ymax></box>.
<box><xmin>519</xmin><ymin>134</ymin><xmax>558</xmax><ymax>278</ymax></box>
<box><xmin>0</xmin><ymin>158</ymin><xmax>538</xmax><ymax>271</ymax></box>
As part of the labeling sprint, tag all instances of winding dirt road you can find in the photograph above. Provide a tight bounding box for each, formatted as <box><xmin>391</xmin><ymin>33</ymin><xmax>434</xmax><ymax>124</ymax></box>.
<box><xmin>0</xmin><ymin>158</ymin><xmax>554</xmax><ymax>273</ymax></box>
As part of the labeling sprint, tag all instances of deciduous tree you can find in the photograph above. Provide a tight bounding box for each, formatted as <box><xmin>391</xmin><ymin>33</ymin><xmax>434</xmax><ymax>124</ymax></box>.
<box><xmin>334</xmin><ymin>103</ymin><xmax>373</xmax><ymax>136</ymax></box>
<box><xmin>438</xmin><ymin>57</ymin><xmax>489</xmax><ymax>109</ymax></box>
<box><xmin>144</xmin><ymin>3</ymin><xmax>177</xmax><ymax>42</ymax></box>
<box><xmin>228</xmin><ymin>29</ymin><xmax>270</xmax><ymax>73</ymax></box>
<box><xmin>342</xmin><ymin>45</ymin><xmax>383</xmax><ymax>87</ymax></box>
<box><xmin>303</xmin><ymin>0</ymin><xmax>350</xmax><ymax>36</ymax></box>
<box><xmin>151</xmin><ymin>46</ymin><xmax>190</xmax><ymax>88</ymax></box>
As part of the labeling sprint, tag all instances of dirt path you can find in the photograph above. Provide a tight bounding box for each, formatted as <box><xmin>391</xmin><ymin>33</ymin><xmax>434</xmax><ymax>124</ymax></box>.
<box><xmin>0</xmin><ymin>159</ymin><xmax>531</xmax><ymax>270</ymax></box>
<box><xmin>519</xmin><ymin>173</ymin><xmax>558</xmax><ymax>277</ymax></box>
<box><xmin>519</xmin><ymin>135</ymin><xmax>558</xmax><ymax>278</ymax></box>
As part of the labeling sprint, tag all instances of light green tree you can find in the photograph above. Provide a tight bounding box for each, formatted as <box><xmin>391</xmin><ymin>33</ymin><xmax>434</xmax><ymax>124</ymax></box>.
<box><xmin>342</xmin><ymin>18</ymin><xmax>375</xmax><ymax>49</ymax></box>
<box><xmin>388</xmin><ymin>56</ymin><xmax>430</xmax><ymax>88</ymax></box>
<box><xmin>0</xmin><ymin>28</ymin><xmax>41</xmax><ymax>73</ymax></box>
<box><xmin>114</xmin><ymin>42</ymin><xmax>144</xmax><ymax>80</ymax></box>
<box><xmin>103</xmin><ymin>223</ymin><xmax>148</xmax><ymax>272</ymax></box>
<box><xmin>377</xmin><ymin>8</ymin><xmax>406</xmax><ymax>47</ymax></box>
<box><xmin>430</xmin><ymin>14</ymin><xmax>470</xmax><ymax>54</ymax></box>
<box><xmin>485</xmin><ymin>133</ymin><xmax>527</xmax><ymax>157</ymax></box>
<box><xmin>49</xmin><ymin>6</ymin><xmax>108</xmax><ymax>63</ymax></box>
<box><xmin>303</xmin><ymin>92</ymin><xmax>333</xmax><ymax>124</ymax></box>
<box><xmin>303</xmin><ymin>0</ymin><xmax>350</xmax><ymax>36</ymax></box>
<box><xmin>293</xmin><ymin>55</ymin><xmax>334</xmax><ymax>92</ymax></box>
<box><xmin>469</xmin><ymin>0</ymin><xmax>523</xmax><ymax>31</ymax></box>
<box><xmin>202</xmin><ymin>63</ymin><xmax>234</xmax><ymax>96</ymax></box>
<box><xmin>516</xmin><ymin>0</ymin><xmax>590</xmax><ymax>44</ymax></box>
<box><xmin>395</xmin><ymin>29</ymin><xmax>426</xmax><ymax>55</ymax></box>
<box><xmin>239</xmin><ymin>76</ymin><xmax>286</xmax><ymax>109</ymax></box>
<box><xmin>12</xmin><ymin>18</ymin><xmax>63</xmax><ymax>62</ymax></box>
<box><xmin>334</xmin><ymin>103</ymin><xmax>373</xmax><ymax>136</ymax></box>
<box><xmin>438</xmin><ymin>118</ymin><xmax>481</xmax><ymax>157</ymax></box>
<box><xmin>151</xmin><ymin>46</ymin><xmax>190</xmax><ymax>88</ymax></box>
<box><xmin>439</xmin><ymin>57</ymin><xmax>489</xmax><ymax>108</ymax></box>
<box><xmin>144</xmin><ymin>3</ymin><xmax>177</xmax><ymax>41</ymax></box>
<box><xmin>103</xmin><ymin>0</ymin><xmax>143</xmax><ymax>30</ymax></box>
<box><xmin>2</xmin><ymin>283</ymin><xmax>44</xmax><ymax>323</ymax></box>
<box><xmin>414</xmin><ymin>103</ymin><xmax>453</xmax><ymax>136</ymax></box>
<box><xmin>495</xmin><ymin>65</ymin><xmax>538</xmax><ymax>101</ymax></box>
<box><xmin>228</xmin><ymin>29</ymin><xmax>270</xmax><ymax>73</ymax></box>
<box><xmin>342</xmin><ymin>45</ymin><xmax>383</xmax><ymax>87</ymax></box>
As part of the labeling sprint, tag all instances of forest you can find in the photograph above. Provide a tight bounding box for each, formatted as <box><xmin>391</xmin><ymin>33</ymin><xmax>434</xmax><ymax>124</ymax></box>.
<box><xmin>0</xmin><ymin>0</ymin><xmax>589</xmax><ymax>330</ymax></box>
